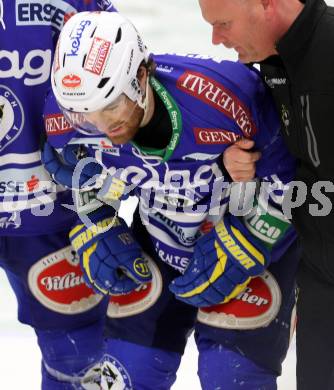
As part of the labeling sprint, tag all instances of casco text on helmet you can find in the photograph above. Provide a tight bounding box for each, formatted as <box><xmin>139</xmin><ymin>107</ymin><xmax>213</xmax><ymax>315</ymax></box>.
<box><xmin>52</xmin><ymin>11</ymin><xmax>148</xmax><ymax>113</ymax></box>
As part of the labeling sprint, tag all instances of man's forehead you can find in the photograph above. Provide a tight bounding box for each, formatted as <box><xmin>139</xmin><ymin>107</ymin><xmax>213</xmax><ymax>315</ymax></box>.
<box><xmin>199</xmin><ymin>0</ymin><xmax>246</xmax><ymax>16</ymax></box>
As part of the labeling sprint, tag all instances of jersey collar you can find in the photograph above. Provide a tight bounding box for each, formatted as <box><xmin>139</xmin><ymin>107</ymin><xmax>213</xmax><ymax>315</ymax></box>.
<box><xmin>131</xmin><ymin>76</ymin><xmax>182</xmax><ymax>163</ymax></box>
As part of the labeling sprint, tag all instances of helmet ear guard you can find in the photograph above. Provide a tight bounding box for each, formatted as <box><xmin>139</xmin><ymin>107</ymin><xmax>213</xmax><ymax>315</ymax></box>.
<box><xmin>51</xmin><ymin>11</ymin><xmax>149</xmax><ymax>114</ymax></box>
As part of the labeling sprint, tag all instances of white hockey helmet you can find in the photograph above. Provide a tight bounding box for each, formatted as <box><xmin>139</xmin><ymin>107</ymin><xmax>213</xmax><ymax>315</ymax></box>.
<box><xmin>51</xmin><ymin>11</ymin><xmax>148</xmax><ymax>115</ymax></box>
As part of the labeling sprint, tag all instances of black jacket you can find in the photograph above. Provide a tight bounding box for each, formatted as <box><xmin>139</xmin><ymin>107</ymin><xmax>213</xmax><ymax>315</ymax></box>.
<box><xmin>260</xmin><ymin>0</ymin><xmax>334</xmax><ymax>283</ymax></box>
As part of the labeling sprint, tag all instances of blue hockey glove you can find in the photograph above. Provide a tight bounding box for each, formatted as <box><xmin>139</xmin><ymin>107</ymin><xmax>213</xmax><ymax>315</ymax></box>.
<box><xmin>42</xmin><ymin>141</ymin><xmax>132</xmax><ymax>214</ymax></box>
<box><xmin>69</xmin><ymin>207</ymin><xmax>152</xmax><ymax>295</ymax></box>
<box><xmin>41</xmin><ymin>141</ymin><xmax>103</xmax><ymax>189</ymax></box>
<box><xmin>169</xmin><ymin>214</ymin><xmax>271</xmax><ymax>307</ymax></box>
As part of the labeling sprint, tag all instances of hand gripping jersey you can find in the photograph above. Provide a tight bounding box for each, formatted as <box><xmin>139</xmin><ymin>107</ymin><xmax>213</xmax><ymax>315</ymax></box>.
<box><xmin>46</xmin><ymin>53</ymin><xmax>297</xmax><ymax>272</ymax></box>
<box><xmin>0</xmin><ymin>0</ymin><xmax>116</xmax><ymax>235</ymax></box>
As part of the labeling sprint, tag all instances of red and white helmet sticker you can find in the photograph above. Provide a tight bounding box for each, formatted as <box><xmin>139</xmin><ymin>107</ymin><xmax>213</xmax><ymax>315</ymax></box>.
<box><xmin>62</xmin><ymin>74</ymin><xmax>81</xmax><ymax>88</ymax></box>
<box><xmin>197</xmin><ymin>271</ymin><xmax>282</xmax><ymax>329</ymax></box>
<box><xmin>84</xmin><ymin>37</ymin><xmax>112</xmax><ymax>76</ymax></box>
<box><xmin>107</xmin><ymin>254</ymin><xmax>162</xmax><ymax>318</ymax></box>
<box><xmin>28</xmin><ymin>246</ymin><xmax>103</xmax><ymax>314</ymax></box>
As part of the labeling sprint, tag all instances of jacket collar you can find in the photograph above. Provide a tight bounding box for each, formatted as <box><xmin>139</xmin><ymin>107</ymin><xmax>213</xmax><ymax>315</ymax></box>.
<box><xmin>277</xmin><ymin>0</ymin><xmax>327</xmax><ymax>61</ymax></box>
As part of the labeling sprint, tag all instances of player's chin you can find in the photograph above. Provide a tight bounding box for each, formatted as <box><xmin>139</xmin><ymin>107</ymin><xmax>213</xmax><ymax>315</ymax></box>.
<box><xmin>107</xmin><ymin>135</ymin><xmax>128</xmax><ymax>145</ymax></box>
<box><xmin>107</xmin><ymin>130</ymin><xmax>134</xmax><ymax>145</ymax></box>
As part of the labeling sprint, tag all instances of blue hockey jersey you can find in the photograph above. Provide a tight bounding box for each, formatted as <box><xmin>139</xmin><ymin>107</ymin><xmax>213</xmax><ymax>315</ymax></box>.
<box><xmin>0</xmin><ymin>0</ymin><xmax>116</xmax><ymax>235</ymax></box>
<box><xmin>46</xmin><ymin>53</ymin><xmax>296</xmax><ymax>272</ymax></box>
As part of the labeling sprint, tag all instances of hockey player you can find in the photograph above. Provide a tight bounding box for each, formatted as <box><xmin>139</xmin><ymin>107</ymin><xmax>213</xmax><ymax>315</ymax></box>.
<box><xmin>42</xmin><ymin>11</ymin><xmax>300</xmax><ymax>390</ymax></box>
<box><xmin>0</xmin><ymin>1</ymin><xmax>120</xmax><ymax>389</ymax></box>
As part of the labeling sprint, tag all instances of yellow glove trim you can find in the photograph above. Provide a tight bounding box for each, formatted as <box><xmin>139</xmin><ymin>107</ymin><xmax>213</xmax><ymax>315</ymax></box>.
<box><xmin>69</xmin><ymin>223</ymin><xmax>85</xmax><ymax>238</ymax></box>
<box><xmin>70</xmin><ymin>217</ymin><xmax>117</xmax><ymax>252</ymax></box>
<box><xmin>231</xmin><ymin>226</ymin><xmax>265</xmax><ymax>266</ymax></box>
<box><xmin>103</xmin><ymin>177</ymin><xmax>126</xmax><ymax>201</ymax></box>
<box><xmin>215</xmin><ymin>220</ymin><xmax>265</xmax><ymax>270</ymax></box>
<box><xmin>82</xmin><ymin>242</ymin><xmax>109</xmax><ymax>295</ymax></box>
<box><xmin>178</xmin><ymin>241</ymin><xmax>227</xmax><ymax>298</ymax></box>
<box><xmin>221</xmin><ymin>277</ymin><xmax>252</xmax><ymax>304</ymax></box>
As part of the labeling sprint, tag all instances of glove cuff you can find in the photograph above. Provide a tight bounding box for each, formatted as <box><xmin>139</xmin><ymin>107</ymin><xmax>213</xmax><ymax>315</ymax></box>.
<box><xmin>69</xmin><ymin>206</ymin><xmax>121</xmax><ymax>255</ymax></box>
<box><xmin>214</xmin><ymin>214</ymin><xmax>271</xmax><ymax>271</ymax></box>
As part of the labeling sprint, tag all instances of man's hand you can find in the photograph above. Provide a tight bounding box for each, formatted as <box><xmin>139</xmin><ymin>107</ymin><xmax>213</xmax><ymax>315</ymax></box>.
<box><xmin>223</xmin><ymin>139</ymin><xmax>261</xmax><ymax>181</ymax></box>
<box><xmin>169</xmin><ymin>214</ymin><xmax>270</xmax><ymax>307</ymax></box>
<box><xmin>69</xmin><ymin>207</ymin><xmax>152</xmax><ymax>295</ymax></box>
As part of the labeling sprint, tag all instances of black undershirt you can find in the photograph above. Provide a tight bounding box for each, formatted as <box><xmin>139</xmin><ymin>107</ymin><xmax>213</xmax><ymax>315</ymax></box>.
<box><xmin>133</xmin><ymin>89</ymin><xmax>172</xmax><ymax>150</ymax></box>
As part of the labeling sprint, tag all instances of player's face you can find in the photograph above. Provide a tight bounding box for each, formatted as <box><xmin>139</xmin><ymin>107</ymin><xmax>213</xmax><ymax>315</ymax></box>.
<box><xmin>83</xmin><ymin>94</ymin><xmax>144</xmax><ymax>145</ymax></box>
<box><xmin>199</xmin><ymin>0</ymin><xmax>277</xmax><ymax>63</ymax></box>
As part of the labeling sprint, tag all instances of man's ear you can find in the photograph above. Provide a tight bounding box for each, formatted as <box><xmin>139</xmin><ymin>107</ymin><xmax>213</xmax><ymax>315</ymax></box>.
<box><xmin>261</xmin><ymin>0</ymin><xmax>275</xmax><ymax>21</ymax></box>
<box><xmin>261</xmin><ymin>0</ymin><xmax>270</xmax><ymax>9</ymax></box>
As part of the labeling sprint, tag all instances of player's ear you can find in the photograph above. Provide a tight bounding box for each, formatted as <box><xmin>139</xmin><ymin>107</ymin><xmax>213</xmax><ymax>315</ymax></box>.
<box><xmin>137</xmin><ymin>65</ymin><xmax>148</xmax><ymax>94</ymax></box>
